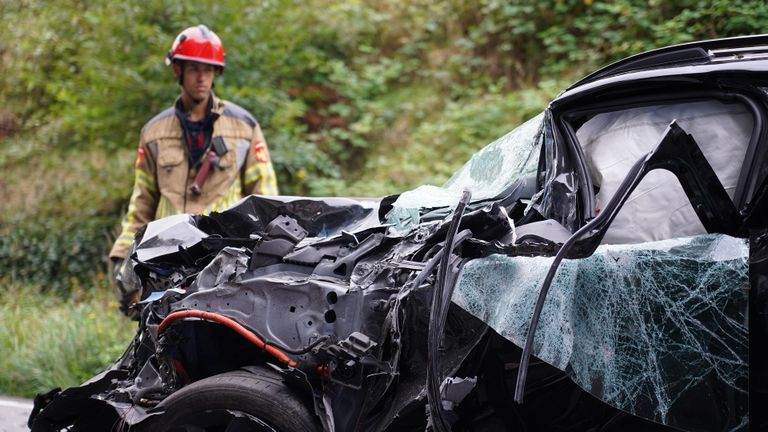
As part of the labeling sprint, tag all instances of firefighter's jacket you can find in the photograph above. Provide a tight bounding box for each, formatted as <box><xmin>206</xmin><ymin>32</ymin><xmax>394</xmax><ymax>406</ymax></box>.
<box><xmin>110</xmin><ymin>95</ymin><xmax>278</xmax><ymax>259</ymax></box>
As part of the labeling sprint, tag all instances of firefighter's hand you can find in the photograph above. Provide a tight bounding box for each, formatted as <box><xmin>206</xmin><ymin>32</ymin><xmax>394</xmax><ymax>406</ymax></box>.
<box><xmin>112</xmin><ymin>258</ymin><xmax>123</xmax><ymax>280</ymax></box>
<box><xmin>119</xmin><ymin>289</ymin><xmax>141</xmax><ymax>320</ymax></box>
<box><xmin>111</xmin><ymin>258</ymin><xmax>140</xmax><ymax>320</ymax></box>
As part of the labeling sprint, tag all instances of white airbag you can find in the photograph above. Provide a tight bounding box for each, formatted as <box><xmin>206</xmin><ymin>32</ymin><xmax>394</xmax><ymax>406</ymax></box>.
<box><xmin>576</xmin><ymin>100</ymin><xmax>751</xmax><ymax>244</ymax></box>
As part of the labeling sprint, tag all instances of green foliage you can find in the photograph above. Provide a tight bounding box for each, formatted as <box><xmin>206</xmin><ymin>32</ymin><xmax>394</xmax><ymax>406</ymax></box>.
<box><xmin>0</xmin><ymin>284</ymin><xmax>135</xmax><ymax>397</ymax></box>
<box><xmin>342</xmin><ymin>85</ymin><xmax>555</xmax><ymax>196</ymax></box>
<box><xmin>1</xmin><ymin>0</ymin><xmax>766</xmax><ymax>292</ymax></box>
<box><xmin>0</xmin><ymin>219</ymin><xmax>114</xmax><ymax>293</ymax></box>
<box><xmin>0</xmin><ymin>139</ymin><xmax>132</xmax><ymax>294</ymax></box>
<box><xmin>3</xmin><ymin>0</ymin><xmax>765</xmax><ymax>184</ymax></box>
<box><xmin>533</xmin><ymin>0</ymin><xmax>768</xmax><ymax>76</ymax></box>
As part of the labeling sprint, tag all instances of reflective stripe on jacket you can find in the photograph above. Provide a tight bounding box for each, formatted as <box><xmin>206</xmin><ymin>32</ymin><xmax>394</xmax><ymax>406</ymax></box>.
<box><xmin>110</xmin><ymin>94</ymin><xmax>278</xmax><ymax>259</ymax></box>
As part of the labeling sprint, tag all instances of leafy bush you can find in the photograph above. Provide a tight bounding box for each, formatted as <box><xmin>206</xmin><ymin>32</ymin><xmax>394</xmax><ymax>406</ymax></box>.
<box><xmin>341</xmin><ymin>85</ymin><xmax>555</xmax><ymax>196</ymax></box>
<box><xmin>4</xmin><ymin>0</ymin><xmax>765</xmax><ymax>187</ymax></box>
<box><xmin>0</xmin><ymin>140</ymin><xmax>132</xmax><ymax>294</ymax></box>
<box><xmin>2</xmin><ymin>0</ymin><xmax>766</xmax><ymax>292</ymax></box>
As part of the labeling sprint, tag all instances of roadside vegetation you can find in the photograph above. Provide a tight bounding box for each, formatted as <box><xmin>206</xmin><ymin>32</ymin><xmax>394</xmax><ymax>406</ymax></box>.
<box><xmin>1</xmin><ymin>0</ymin><xmax>766</xmax><ymax>397</ymax></box>
<box><xmin>0</xmin><ymin>281</ymin><xmax>135</xmax><ymax>397</ymax></box>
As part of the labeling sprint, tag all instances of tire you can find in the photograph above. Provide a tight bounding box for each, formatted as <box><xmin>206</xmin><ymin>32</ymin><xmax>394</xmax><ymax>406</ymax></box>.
<box><xmin>141</xmin><ymin>368</ymin><xmax>321</xmax><ymax>432</ymax></box>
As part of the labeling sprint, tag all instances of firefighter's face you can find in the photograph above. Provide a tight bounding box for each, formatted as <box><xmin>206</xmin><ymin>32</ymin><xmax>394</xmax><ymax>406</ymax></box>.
<box><xmin>175</xmin><ymin>61</ymin><xmax>216</xmax><ymax>104</ymax></box>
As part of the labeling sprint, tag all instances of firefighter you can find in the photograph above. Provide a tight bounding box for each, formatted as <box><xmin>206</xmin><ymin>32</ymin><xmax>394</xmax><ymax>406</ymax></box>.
<box><xmin>110</xmin><ymin>25</ymin><xmax>278</xmax><ymax>314</ymax></box>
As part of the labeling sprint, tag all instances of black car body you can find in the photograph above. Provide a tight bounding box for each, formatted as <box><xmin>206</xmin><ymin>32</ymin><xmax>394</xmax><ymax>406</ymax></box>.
<box><xmin>30</xmin><ymin>35</ymin><xmax>768</xmax><ymax>431</ymax></box>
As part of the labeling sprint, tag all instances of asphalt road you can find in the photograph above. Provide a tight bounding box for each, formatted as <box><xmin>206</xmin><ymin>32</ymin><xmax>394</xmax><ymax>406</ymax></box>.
<box><xmin>0</xmin><ymin>397</ymin><xmax>31</xmax><ymax>432</ymax></box>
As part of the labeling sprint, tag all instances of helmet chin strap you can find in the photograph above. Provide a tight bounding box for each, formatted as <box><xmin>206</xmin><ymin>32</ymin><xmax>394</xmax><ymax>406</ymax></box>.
<box><xmin>177</xmin><ymin>61</ymin><xmax>184</xmax><ymax>86</ymax></box>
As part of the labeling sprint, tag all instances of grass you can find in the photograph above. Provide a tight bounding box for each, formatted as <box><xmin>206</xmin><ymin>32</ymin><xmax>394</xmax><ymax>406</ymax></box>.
<box><xmin>0</xmin><ymin>280</ymin><xmax>136</xmax><ymax>398</ymax></box>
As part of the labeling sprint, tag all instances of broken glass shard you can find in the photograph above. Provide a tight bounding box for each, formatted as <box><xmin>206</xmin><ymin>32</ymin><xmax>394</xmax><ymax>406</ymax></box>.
<box><xmin>453</xmin><ymin>234</ymin><xmax>748</xmax><ymax>430</ymax></box>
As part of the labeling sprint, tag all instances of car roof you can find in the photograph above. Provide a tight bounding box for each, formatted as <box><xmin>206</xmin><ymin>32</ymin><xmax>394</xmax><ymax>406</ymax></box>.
<box><xmin>568</xmin><ymin>33</ymin><xmax>768</xmax><ymax>89</ymax></box>
<box><xmin>551</xmin><ymin>34</ymin><xmax>768</xmax><ymax>108</ymax></box>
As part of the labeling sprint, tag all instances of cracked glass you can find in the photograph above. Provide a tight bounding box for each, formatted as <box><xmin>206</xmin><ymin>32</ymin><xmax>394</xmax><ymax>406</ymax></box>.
<box><xmin>452</xmin><ymin>234</ymin><xmax>749</xmax><ymax>430</ymax></box>
<box><xmin>386</xmin><ymin>112</ymin><xmax>544</xmax><ymax>230</ymax></box>
<box><xmin>443</xmin><ymin>111</ymin><xmax>543</xmax><ymax>200</ymax></box>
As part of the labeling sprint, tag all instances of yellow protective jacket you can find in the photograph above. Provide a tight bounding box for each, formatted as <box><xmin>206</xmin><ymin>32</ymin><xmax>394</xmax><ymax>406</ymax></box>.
<box><xmin>110</xmin><ymin>94</ymin><xmax>278</xmax><ymax>259</ymax></box>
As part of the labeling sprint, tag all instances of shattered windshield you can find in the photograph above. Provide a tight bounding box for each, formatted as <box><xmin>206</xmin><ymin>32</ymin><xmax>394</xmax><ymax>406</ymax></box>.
<box><xmin>386</xmin><ymin>113</ymin><xmax>544</xmax><ymax>229</ymax></box>
<box><xmin>443</xmin><ymin>111</ymin><xmax>543</xmax><ymax>200</ymax></box>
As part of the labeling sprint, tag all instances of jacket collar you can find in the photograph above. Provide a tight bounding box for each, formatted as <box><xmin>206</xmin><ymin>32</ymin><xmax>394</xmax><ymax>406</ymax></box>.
<box><xmin>174</xmin><ymin>91</ymin><xmax>225</xmax><ymax>120</ymax></box>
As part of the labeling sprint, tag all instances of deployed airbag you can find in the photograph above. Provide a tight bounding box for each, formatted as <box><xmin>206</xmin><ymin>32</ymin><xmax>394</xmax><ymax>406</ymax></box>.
<box><xmin>576</xmin><ymin>100</ymin><xmax>752</xmax><ymax>244</ymax></box>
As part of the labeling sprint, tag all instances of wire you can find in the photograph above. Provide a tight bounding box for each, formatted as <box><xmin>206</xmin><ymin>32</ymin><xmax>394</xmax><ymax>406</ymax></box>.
<box><xmin>407</xmin><ymin>229</ymin><xmax>473</xmax><ymax>292</ymax></box>
<box><xmin>514</xmin><ymin>154</ymin><xmax>650</xmax><ymax>403</ymax></box>
<box><xmin>158</xmin><ymin>310</ymin><xmax>297</xmax><ymax>368</ymax></box>
<box><xmin>427</xmin><ymin>190</ymin><xmax>472</xmax><ymax>432</ymax></box>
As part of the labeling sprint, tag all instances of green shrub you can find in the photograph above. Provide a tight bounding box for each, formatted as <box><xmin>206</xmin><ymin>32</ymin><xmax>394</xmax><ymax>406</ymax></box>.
<box><xmin>0</xmin><ymin>140</ymin><xmax>132</xmax><ymax>294</ymax></box>
<box><xmin>0</xmin><ymin>283</ymin><xmax>135</xmax><ymax>397</ymax></box>
<box><xmin>2</xmin><ymin>0</ymin><xmax>766</xmax><ymax>292</ymax></box>
<box><xmin>341</xmin><ymin>85</ymin><xmax>554</xmax><ymax>197</ymax></box>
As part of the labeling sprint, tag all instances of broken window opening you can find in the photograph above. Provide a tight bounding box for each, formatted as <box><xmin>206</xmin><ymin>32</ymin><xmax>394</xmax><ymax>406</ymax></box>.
<box><xmin>572</xmin><ymin>98</ymin><xmax>754</xmax><ymax>244</ymax></box>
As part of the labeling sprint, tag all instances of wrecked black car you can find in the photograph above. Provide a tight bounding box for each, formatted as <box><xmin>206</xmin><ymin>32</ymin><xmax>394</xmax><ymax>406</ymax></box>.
<box><xmin>30</xmin><ymin>35</ymin><xmax>767</xmax><ymax>431</ymax></box>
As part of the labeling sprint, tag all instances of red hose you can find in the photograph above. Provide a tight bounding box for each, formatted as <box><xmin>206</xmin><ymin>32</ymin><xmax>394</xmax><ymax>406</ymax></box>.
<box><xmin>158</xmin><ymin>310</ymin><xmax>297</xmax><ymax>368</ymax></box>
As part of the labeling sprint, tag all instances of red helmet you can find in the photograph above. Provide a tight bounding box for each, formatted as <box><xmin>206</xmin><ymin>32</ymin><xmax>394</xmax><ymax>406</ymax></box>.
<box><xmin>165</xmin><ymin>25</ymin><xmax>225</xmax><ymax>68</ymax></box>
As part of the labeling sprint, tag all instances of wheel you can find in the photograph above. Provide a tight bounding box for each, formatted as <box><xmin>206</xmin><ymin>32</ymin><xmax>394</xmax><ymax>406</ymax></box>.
<box><xmin>141</xmin><ymin>368</ymin><xmax>321</xmax><ymax>432</ymax></box>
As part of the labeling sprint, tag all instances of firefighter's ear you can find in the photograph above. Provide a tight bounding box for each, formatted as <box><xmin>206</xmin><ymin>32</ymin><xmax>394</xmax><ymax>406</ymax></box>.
<box><xmin>172</xmin><ymin>62</ymin><xmax>182</xmax><ymax>81</ymax></box>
